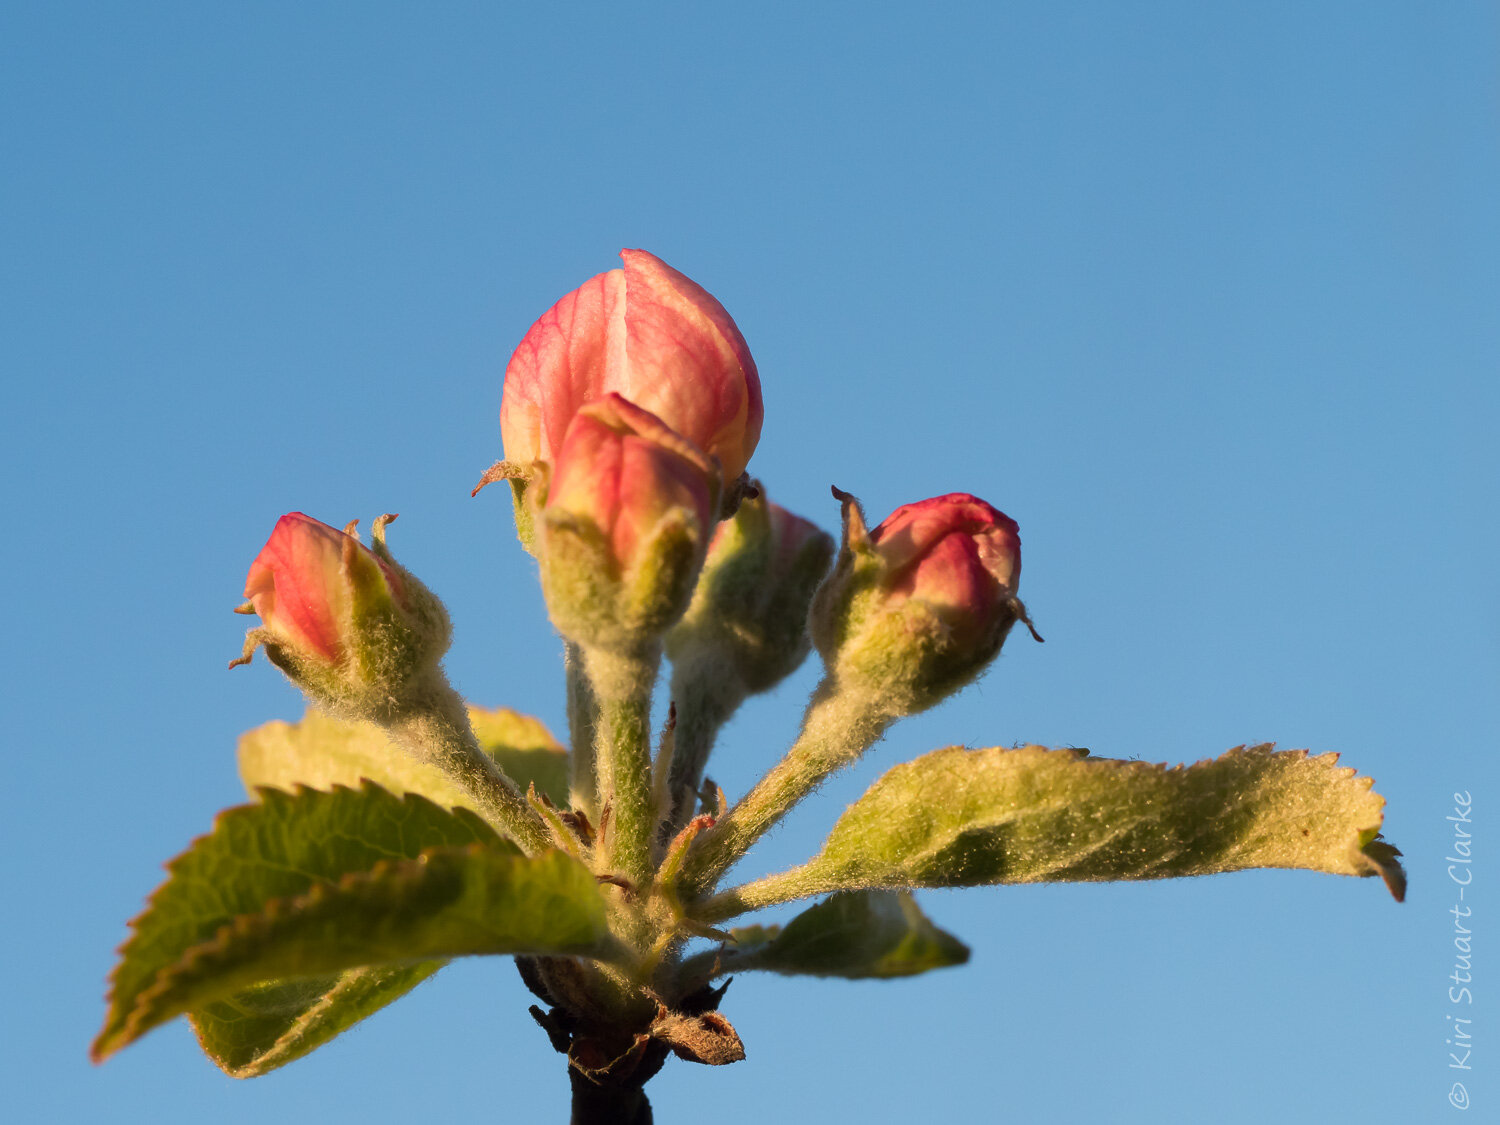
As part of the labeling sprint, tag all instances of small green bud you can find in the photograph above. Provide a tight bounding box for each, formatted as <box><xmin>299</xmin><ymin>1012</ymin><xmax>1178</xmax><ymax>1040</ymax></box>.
<box><xmin>666</xmin><ymin>487</ymin><xmax>835</xmax><ymax>695</ymax></box>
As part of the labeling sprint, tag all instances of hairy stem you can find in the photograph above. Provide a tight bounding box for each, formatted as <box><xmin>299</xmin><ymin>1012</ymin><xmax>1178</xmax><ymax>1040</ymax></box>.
<box><xmin>566</xmin><ymin>641</ymin><xmax>601</xmax><ymax>818</ymax></box>
<box><xmin>387</xmin><ymin>684</ymin><xmax>553</xmax><ymax>855</ymax></box>
<box><xmin>665</xmin><ymin>649</ymin><xmax>747</xmax><ymax>830</ymax></box>
<box><xmin>679</xmin><ymin>676</ymin><xmax>894</xmax><ymax>894</ymax></box>
<box><xmin>693</xmin><ymin>862</ymin><xmax>836</xmax><ymax>925</ymax></box>
<box><xmin>585</xmin><ymin>643</ymin><xmax>662</xmax><ymax>885</ymax></box>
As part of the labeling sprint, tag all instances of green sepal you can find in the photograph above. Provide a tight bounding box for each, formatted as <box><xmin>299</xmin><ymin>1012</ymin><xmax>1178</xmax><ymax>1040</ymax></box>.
<box><xmin>541</xmin><ymin>507</ymin><xmax>709</xmax><ymax>652</ymax></box>
<box><xmin>712</xmin><ymin>891</ymin><xmax>968</xmax><ymax>980</ymax></box>
<box><xmin>343</xmin><ymin>534</ymin><xmax>450</xmax><ymax>708</ymax></box>
<box><xmin>538</xmin><ymin>512</ymin><xmax>619</xmax><ymax>642</ymax></box>
<box><xmin>94</xmin><ymin>782</ymin><xmax>532</xmax><ymax>1061</ymax></box>
<box><xmin>106</xmin><ymin>844</ymin><xmax>615</xmax><ymax>1056</ymax></box>
<box><xmin>621</xmin><ymin>509</ymin><xmax>705</xmax><ymax>636</ymax></box>
<box><xmin>238</xmin><ymin>705</ymin><xmax>569</xmax><ymax>808</ymax></box>
<box><xmin>798</xmin><ymin>744</ymin><xmax>1405</xmax><ymax>899</ymax></box>
<box><xmin>806</xmin><ymin>505</ymin><xmax>883</xmax><ymax>663</ymax></box>
<box><xmin>188</xmin><ymin>962</ymin><xmax>442</xmax><ymax>1077</ymax></box>
<box><xmin>508</xmin><ymin>476</ymin><xmax>537</xmax><ymax>554</ymax></box>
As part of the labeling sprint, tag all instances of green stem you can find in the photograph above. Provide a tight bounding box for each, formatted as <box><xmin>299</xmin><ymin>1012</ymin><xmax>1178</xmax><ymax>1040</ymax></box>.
<box><xmin>693</xmin><ymin>862</ymin><xmax>835</xmax><ymax>925</ymax></box>
<box><xmin>387</xmin><ymin>684</ymin><xmax>552</xmax><ymax>855</ymax></box>
<box><xmin>679</xmin><ymin>676</ymin><xmax>894</xmax><ymax>895</ymax></box>
<box><xmin>566</xmin><ymin>641</ymin><xmax>601</xmax><ymax>818</ymax></box>
<box><xmin>665</xmin><ymin>649</ymin><xmax>747</xmax><ymax>830</ymax></box>
<box><xmin>584</xmin><ymin>643</ymin><xmax>662</xmax><ymax>885</ymax></box>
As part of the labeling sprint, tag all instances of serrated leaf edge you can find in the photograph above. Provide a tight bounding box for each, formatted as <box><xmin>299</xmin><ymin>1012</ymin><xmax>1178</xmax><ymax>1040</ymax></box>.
<box><xmin>92</xmin><ymin>781</ymin><xmax>502</xmax><ymax>1062</ymax></box>
<box><xmin>187</xmin><ymin>961</ymin><xmax>446</xmax><ymax>1078</ymax></box>
<box><xmin>105</xmin><ymin>843</ymin><xmax>613</xmax><ymax>1058</ymax></box>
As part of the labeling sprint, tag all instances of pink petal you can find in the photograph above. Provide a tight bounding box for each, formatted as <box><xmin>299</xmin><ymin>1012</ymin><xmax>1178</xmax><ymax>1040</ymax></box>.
<box><xmin>500</xmin><ymin>268</ymin><xmax>627</xmax><ymax>465</ymax></box>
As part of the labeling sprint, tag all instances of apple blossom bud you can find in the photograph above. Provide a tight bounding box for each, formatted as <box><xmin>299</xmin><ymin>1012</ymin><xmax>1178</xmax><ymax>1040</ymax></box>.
<box><xmin>231</xmin><ymin>512</ymin><xmax>451</xmax><ymax>720</ymax></box>
<box><xmin>537</xmin><ymin>394</ymin><xmax>721</xmax><ymax>652</ymax></box>
<box><xmin>667</xmin><ymin>489</ymin><xmax>835</xmax><ymax>695</ymax></box>
<box><xmin>809</xmin><ymin>490</ymin><xmax>1037</xmax><ymax>713</ymax></box>
<box><xmin>500</xmin><ymin>249</ymin><xmax>762</xmax><ymax>496</ymax></box>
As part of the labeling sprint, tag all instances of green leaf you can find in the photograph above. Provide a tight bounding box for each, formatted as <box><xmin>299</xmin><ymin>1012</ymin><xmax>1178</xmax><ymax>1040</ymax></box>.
<box><xmin>112</xmin><ymin>845</ymin><xmax>615</xmax><ymax>1056</ymax></box>
<box><xmin>467</xmin><ymin>707</ymin><xmax>571</xmax><ymax>803</ymax></box>
<box><xmin>721</xmin><ymin>891</ymin><xmax>968</xmax><ymax>979</ymax></box>
<box><xmin>238</xmin><ymin>705</ymin><xmax>570</xmax><ymax>809</ymax></box>
<box><xmin>795</xmin><ymin>744</ymin><xmax>1405</xmax><ymax>900</ymax></box>
<box><xmin>93</xmin><ymin>783</ymin><xmax>590</xmax><ymax>1061</ymax></box>
<box><xmin>188</xmin><ymin>962</ymin><xmax>442</xmax><ymax>1077</ymax></box>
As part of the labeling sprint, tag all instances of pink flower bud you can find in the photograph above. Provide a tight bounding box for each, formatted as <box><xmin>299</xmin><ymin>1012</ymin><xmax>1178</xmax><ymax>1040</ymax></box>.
<box><xmin>868</xmin><ymin>493</ymin><xmax>1021</xmax><ymax>649</ymax></box>
<box><xmin>500</xmin><ymin>249</ymin><xmax>763</xmax><ymax>485</ymax></box>
<box><xmin>809</xmin><ymin>490</ymin><xmax>1036</xmax><ymax>714</ymax></box>
<box><xmin>538</xmin><ymin>394</ymin><xmax>720</xmax><ymax>649</ymax></box>
<box><xmin>242</xmin><ymin>513</ymin><xmax>404</xmax><ymax>663</ymax></box>
<box><xmin>547</xmin><ymin>395</ymin><xmax>718</xmax><ymax>570</ymax></box>
<box><xmin>234</xmin><ymin>513</ymin><xmax>451</xmax><ymax>719</ymax></box>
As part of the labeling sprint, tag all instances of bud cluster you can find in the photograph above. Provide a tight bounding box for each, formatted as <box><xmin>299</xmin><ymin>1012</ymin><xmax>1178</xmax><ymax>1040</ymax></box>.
<box><xmin>224</xmin><ymin>248</ymin><xmax>1040</xmax><ymax>1106</ymax></box>
<box><xmin>98</xmin><ymin>238</ymin><xmax>1403</xmax><ymax>1125</ymax></box>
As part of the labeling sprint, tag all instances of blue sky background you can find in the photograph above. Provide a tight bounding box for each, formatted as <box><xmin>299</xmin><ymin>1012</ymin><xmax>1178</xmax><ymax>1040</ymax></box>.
<box><xmin>4</xmin><ymin>4</ymin><xmax>1496</xmax><ymax>1122</ymax></box>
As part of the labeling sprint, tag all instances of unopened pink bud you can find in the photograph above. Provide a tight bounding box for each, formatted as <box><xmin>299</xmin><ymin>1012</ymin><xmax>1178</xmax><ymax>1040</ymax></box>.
<box><xmin>500</xmin><ymin>249</ymin><xmax>763</xmax><ymax>486</ymax></box>
<box><xmin>242</xmin><ymin>513</ymin><xmax>403</xmax><ymax>664</ymax></box>
<box><xmin>546</xmin><ymin>395</ymin><xmax>718</xmax><ymax>573</ymax></box>
<box><xmin>810</xmin><ymin>490</ymin><xmax>1036</xmax><ymax>714</ymax></box>
<box><xmin>234</xmin><ymin>512</ymin><xmax>451</xmax><ymax>720</ymax></box>
<box><xmin>538</xmin><ymin>395</ymin><xmax>720</xmax><ymax>650</ymax></box>
<box><xmin>869</xmin><ymin>494</ymin><xmax>1020</xmax><ymax>650</ymax></box>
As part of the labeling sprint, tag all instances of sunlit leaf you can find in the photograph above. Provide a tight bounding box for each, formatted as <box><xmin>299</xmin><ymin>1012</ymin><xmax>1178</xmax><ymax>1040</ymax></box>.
<box><xmin>238</xmin><ymin>705</ymin><xmax>569</xmax><ymax>809</ymax></box>
<box><xmin>93</xmin><ymin>783</ymin><xmax>587</xmax><ymax>1061</ymax></box>
<box><xmin>791</xmin><ymin>744</ymin><xmax>1405</xmax><ymax>900</ymax></box>
<box><xmin>114</xmin><ymin>845</ymin><xmax>613</xmax><ymax>1055</ymax></box>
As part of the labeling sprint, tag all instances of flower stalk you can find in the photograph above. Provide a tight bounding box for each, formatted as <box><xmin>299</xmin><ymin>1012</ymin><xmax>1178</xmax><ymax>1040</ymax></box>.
<box><xmin>663</xmin><ymin>648</ymin><xmax>746</xmax><ymax>829</ymax></box>
<box><xmin>663</xmin><ymin>489</ymin><xmax>835</xmax><ymax>828</ymax></box>
<box><xmin>386</xmin><ymin>685</ymin><xmax>554</xmax><ymax>856</ymax></box>
<box><xmin>678</xmin><ymin>675</ymin><xmax>897</xmax><ymax>895</ymax></box>
<box><xmin>565</xmin><ymin>640</ymin><xmax>601</xmax><ymax>818</ymax></box>
<box><xmin>583</xmin><ymin>642</ymin><xmax>663</xmax><ymax>886</ymax></box>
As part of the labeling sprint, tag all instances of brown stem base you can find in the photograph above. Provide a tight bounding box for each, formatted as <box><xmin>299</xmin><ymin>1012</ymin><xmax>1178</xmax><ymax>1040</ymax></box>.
<box><xmin>569</xmin><ymin>1067</ymin><xmax>654</xmax><ymax>1125</ymax></box>
<box><xmin>520</xmin><ymin>958</ymin><xmax>738</xmax><ymax>1123</ymax></box>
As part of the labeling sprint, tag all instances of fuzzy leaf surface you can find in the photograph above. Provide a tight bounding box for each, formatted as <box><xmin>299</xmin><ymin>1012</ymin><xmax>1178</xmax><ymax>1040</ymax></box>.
<box><xmin>189</xmin><ymin>962</ymin><xmax>442</xmax><ymax>1077</ymax></box>
<box><xmin>238</xmin><ymin>706</ymin><xmax>569</xmax><ymax>808</ymax></box>
<box><xmin>723</xmin><ymin>891</ymin><xmax>968</xmax><ymax>979</ymax></box>
<box><xmin>797</xmin><ymin>744</ymin><xmax>1405</xmax><ymax>899</ymax></box>
<box><xmin>96</xmin><ymin>783</ymin><xmax>507</xmax><ymax>1060</ymax></box>
<box><xmin>116</xmin><ymin>845</ymin><xmax>613</xmax><ymax>1053</ymax></box>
